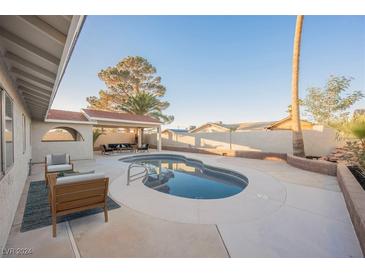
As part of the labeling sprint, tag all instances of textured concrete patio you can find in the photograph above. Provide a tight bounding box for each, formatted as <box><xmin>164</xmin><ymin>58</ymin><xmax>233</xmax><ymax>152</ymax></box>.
<box><xmin>4</xmin><ymin>151</ymin><xmax>363</xmax><ymax>257</ymax></box>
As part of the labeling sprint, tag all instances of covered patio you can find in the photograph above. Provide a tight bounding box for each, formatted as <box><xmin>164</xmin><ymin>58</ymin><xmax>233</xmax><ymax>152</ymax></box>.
<box><xmin>32</xmin><ymin>108</ymin><xmax>163</xmax><ymax>163</ymax></box>
<box><xmin>81</xmin><ymin>108</ymin><xmax>162</xmax><ymax>152</ymax></box>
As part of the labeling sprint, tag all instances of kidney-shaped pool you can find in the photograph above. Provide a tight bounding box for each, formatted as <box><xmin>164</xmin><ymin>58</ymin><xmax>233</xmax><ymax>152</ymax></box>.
<box><xmin>120</xmin><ymin>154</ymin><xmax>248</xmax><ymax>199</ymax></box>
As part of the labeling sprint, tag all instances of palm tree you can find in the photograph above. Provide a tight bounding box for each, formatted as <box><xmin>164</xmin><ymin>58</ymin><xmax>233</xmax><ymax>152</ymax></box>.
<box><xmin>291</xmin><ymin>15</ymin><xmax>305</xmax><ymax>157</ymax></box>
<box><xmin>120</xmin><ymin>92</ymin><xmax>174</xmax><ymax>143</ymax></box>
<box><xmin>119</xmin><ymin>91</ymin><xmax>174</xmax><ymax>123</ymax></box>
<box><xmin>93</xmin><ymin>128</ymin><xmax>104</xmax><ymax>147</ymax></box>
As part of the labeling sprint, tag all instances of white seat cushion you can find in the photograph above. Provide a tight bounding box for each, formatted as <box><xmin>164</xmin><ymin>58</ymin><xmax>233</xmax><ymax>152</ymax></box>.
<box><xmin>56</xmin><ymin>173</ymin><xmax>105</xmax><ymax>185</ymax></box>
<box><xmin>47</xmin><ymin>164</ymin><xmax>73</xmax><ymax>172</ymax></box>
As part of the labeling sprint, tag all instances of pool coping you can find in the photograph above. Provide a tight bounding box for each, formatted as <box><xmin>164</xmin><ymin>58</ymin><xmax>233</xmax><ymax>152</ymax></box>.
<box><xmin>111</xmin><ymin>153</ymin><xmax>287</xmax><ymax>225</ymax></box>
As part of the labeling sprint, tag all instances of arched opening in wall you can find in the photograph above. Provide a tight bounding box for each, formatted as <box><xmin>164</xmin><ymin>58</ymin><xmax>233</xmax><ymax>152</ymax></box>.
<box><xmin>42</xmin><ymin>127</ymin><xmax>84</xmax><ymax>142</ymax></box>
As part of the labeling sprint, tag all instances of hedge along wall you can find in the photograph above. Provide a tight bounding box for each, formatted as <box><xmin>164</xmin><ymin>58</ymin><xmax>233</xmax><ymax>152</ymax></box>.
<box><xmin>144</xmin><ymin>126</ymin><xmax>340</xmax><ymax>157</ymax></box>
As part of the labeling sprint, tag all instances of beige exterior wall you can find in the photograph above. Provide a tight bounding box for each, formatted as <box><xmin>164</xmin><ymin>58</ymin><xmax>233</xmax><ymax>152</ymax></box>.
<box><xmin>145</xmin><ymin>125</ymin><xmax>340</xmax><ymax>156</ymax></box>
<box><xmin>31</xmin><ymin>121</ymin><xmax>93</xmax><ymax>163</ymax></box>
<box><xmin>0</xmin><ymin>59</ymin><xmax>32</xmax><ymax>254</ymax></box>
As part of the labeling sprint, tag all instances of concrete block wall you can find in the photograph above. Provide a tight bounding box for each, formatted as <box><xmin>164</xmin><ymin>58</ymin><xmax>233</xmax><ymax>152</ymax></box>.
<box><xmin>145</xmin><ymin>126</ymin><xmax>340</xmax><ymax>157</ymax></box>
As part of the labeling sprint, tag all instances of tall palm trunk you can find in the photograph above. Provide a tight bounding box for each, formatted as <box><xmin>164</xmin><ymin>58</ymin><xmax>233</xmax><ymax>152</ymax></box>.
<box><xmin>291</xmin><ymin>15</ymin><xmax>305</xmax><ymax>157</ymax></box>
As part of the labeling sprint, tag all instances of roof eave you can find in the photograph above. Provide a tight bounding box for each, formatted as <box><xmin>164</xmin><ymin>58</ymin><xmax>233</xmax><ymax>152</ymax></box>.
<box><xmin>44</xmin><ymin>16</ymin><xmax>86</xmax><ymax>121</ymax></box>
<box><xmin>91</xmin><ymin>117</ymin><xmax>162</xmax><ymax>126</ymax></box>
<box><xmin>81</xmin><ymin>108</ymin><xmax>162</xmax><ymax>126</ymax></box>
<box><xmin>44</xmin><ymin>118</ymin><xmax>95</xmax><ymax>125</ymax></box>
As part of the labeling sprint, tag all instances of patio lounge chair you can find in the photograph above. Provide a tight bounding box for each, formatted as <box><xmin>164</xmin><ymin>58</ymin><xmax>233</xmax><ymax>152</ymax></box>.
<box><xmin>45</xmin><ymin>154</ymin><xmax>74</xmax><ymax>182</ymax></box>
<box><xmin>137</xmin><ymin>144</ymin><xmax>149</xmax><ymax>152</ymax></box>
<box><xmin>46</xmin><ymin>172</ymin><xmax>109</xmax><ymax>237</ymax></box>
<box><xmin>100</xmin><ymin>144</ymin><xmax>113</xmax><ymax>155</ymax></box>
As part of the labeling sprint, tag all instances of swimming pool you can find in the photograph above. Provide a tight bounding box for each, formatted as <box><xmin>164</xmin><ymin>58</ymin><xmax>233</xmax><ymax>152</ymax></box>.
<box><xmin>120</xmin><ymin>154</ymin><xmax>248</xmax><ymax>199</ymax></box>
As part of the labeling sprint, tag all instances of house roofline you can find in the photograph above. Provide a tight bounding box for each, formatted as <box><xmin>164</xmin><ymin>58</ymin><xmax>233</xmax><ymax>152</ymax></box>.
<box><xmin>44</xmin><ymin>118</ymin><xmax>95</xmax><ymax>125</ymax></box>
<box><xmin>45</xmin><ymin>16</ymin><xmax>86</xmax><ymax>121</ymax></box>
<box><xmin>80</xmin><ymin>109</ymin><xmax>162</xmax><ymax>126</ymax></box>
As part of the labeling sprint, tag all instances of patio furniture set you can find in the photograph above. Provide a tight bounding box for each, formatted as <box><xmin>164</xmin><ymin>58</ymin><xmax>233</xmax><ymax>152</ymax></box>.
<box><xmin>44</xmin><ymin>153</ymin><xmax>109</xmax><ymax>237</ymax></box>
<box><xmin>100</xmin><ymin>143</ymin><xmax>149</xmax><ymax>155</ymax></box>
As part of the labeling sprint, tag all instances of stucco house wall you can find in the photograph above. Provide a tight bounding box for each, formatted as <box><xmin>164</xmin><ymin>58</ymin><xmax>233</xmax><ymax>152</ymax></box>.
<box><xmin>0</xmin><ymin>59</ymin><xmax>32</xmax><ymax>253</ymax></box>
<box><xmin>145</xmin><ymin>125</ymin><xmax>340</xmax><ymax>156</ymax></box>
<box><xmin>31</xmin><ymin>121</ymin><xmax>93</xmax><ymax>163</ymax></box>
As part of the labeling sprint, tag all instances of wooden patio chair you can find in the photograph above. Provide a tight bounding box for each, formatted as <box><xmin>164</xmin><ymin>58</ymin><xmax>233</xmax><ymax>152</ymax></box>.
<box><xmin>46</xmin><ymin>172</ymin><xmax>109</xmax><ymax>237</ymax></box>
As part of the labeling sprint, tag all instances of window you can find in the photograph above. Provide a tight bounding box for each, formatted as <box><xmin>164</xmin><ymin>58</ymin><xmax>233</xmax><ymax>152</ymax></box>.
<box><xmin>29</xmin><ymin>119</ymin><xmax>31</xmax><ymax>146</ymax></box>
<box><xmin>0</xmin><ymin>88</ymin><xmax>15</xmax><ymax>175</ymax></box>
<box><xmin>4</xmin><ymin>92</ymin><xmax>14</xmax><ymax>169</ymax></box>
<box><xmin>42</xmin><ymin>127</ymin><xmax>84</xmax><ymax>142</ymax></box>
<box><xmin>22</xmin><ymin>114</ymin><xmax>26</xmax><ymax>154</ymax></box>
<box><xmin>0</xmin><ymin>88</ymin><xmax>2</xmax><ymax>175</ymax></box>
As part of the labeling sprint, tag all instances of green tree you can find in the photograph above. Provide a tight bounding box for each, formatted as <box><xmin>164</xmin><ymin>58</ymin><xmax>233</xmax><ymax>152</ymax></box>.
<box><xmin>303</xmin><ymin>76</ymin><xmax>363</xmax><ymax>125</ymax></box>
<box><xmin>291</xmin><ymin>15</ymin><xmax>305</xmax><ymax>157</ymax></box>
<box><xmin>87</xmin><ymin>56</ymin><xmax>173</xmax><ymax>123</ymax></box>
<box><xmin>87</xmin><ymin>90</ymin><xmax>123</xmax><ymax>110</ymax></box>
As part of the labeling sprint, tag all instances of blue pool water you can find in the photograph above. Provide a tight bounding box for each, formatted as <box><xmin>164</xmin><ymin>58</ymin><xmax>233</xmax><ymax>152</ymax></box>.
<box><xmin>120</xmin><ymin>154</ymin><xmax>248</xmax><ymax>199</ymax></box>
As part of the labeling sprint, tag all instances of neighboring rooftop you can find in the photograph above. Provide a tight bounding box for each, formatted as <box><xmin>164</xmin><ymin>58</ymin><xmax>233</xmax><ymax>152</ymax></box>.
<box><xmin>189</xmin><ymin>122</ymin><xmax>240</xmax><ymax>133</ymax></box>
<box><xmin>237</xmin><ymin>121</ymin><xmax>276</xmax><ymax>131</ymax></box>
<box><xmin>190</xmin><ymin>117</ymin><xmax>314</xmax><ymax>133</ymax></box>
<box><xmin>163</xmin><ymin>129</ymin><xmax>189</xmax><ymax>134</ymax></box>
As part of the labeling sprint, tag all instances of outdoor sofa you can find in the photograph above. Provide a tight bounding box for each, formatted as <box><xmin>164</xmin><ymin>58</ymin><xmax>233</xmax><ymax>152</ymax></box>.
<box><xmin>101</xmin><ymin>143</ymin><xmax>135</xmax><ymax>154</ymax></box>
<box><xmin>46</xmin><ymin>172</ymin><xmax>109</xmax><ymax>237</ymax></box>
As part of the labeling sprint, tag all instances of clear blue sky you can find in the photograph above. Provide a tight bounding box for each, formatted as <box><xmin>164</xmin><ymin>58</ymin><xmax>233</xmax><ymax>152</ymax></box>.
<box><xmin>53</xmin><ymin>16</ymin><xmax>365</xmax><ymax>128</ymax></box>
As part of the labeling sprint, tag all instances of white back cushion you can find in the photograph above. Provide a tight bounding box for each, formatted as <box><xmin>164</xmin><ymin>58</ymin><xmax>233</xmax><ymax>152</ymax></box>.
<box><xmin>56</xmin><ymin>172</ymin><xmax>105</xmax><ymax>185</ymax></box>
<box><xmin>46</xmin><ymin>154</ymin><xmax>70</xmax><ymax>165</ymax></box>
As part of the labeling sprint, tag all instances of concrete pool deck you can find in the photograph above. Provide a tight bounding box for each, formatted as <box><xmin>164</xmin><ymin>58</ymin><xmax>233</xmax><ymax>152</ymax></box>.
<box><xmin>4</xmin><ymin>151</ymin><xmax>363</xmax><ymax>257</ymax></box>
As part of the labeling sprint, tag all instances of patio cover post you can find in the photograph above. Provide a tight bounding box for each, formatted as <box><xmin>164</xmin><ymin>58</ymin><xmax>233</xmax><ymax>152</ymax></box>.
<box><xmin>137</xmin><ymin>128</ymin><xmax>142</xmax><ymax>147</ymax></box>
<box><xmin>157</xmin><ymin>126</ymin><xmax>162</xmax><ymax>152</ymax></box>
